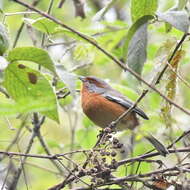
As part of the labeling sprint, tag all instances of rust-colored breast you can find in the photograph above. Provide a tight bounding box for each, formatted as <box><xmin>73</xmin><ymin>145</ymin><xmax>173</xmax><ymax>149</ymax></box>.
<box><xmin>81</xmin><ymin>86</ymin><xmax>139</xmax><ymax>130</ymax></box>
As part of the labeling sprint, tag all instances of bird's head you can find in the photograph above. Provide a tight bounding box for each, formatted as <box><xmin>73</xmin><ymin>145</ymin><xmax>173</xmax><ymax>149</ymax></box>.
<box><xmin>79</xmin><ymin>76</ymin><xmax>111</xmax><ymax>93</ymax></box>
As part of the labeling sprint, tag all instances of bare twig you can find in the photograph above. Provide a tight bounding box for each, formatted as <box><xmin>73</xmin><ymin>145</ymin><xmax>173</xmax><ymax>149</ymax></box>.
<box><xmin>8</xmin><ymin>113</ymin><xmax>43</xmax><ymax>190</ymax></box>
<box><xmin>12</xmin><ymin>0</ymin><xmax>41</xmax><ymax>48</ymax></box>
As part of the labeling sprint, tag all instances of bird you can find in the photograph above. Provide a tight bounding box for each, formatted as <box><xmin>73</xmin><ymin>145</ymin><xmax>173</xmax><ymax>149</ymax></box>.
<box><xmin>79</xmin><ymin>76</ymin><xmax>149</xmax><ymax>131</ymax></box>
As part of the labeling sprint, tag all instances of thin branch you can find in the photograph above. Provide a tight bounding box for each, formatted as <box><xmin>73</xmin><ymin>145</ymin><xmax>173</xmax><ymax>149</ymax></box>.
<box><xmin>12</xmin><ymin>0</ymin><xmax>41</xmax><ymax>48</ymax></box>
<box><xmin>155</xmin><ymin>33</ymin><xmax>188</xmax><ymax>85</ymax></box>
<box><xmin>110</xmin><ymin>90</ymin><xmax>148</xmax><ymax>129</ymax></box>
<box><xmin>117</xmin><ymin>147</ymin><xmax>190</xmax><ymax>167</ymax></box>
<box><xmin>36</xmin><ymin>130</ymin><xmax>65</xmax><ymax>174</ymax></box>
<box><xmin>8</xmin><ymin>113</ymin><xmax>42</xmax><ymax>190</ymax></box>
<box><xmin>47</xmin><ymin>147</ymin><xmax>190</xmax><ymax>189</ymax></box>
<box><xmin>0</xmin><ymin>147</ymin><xmax>188</xmax><ymax>161</ymax></box>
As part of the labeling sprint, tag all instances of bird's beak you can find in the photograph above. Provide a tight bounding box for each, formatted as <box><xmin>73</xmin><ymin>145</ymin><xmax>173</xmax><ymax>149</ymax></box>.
<box><xmin>78</xmin><ymin>76</ymin><xmax>86</xmax><ymax>82</ymax></box>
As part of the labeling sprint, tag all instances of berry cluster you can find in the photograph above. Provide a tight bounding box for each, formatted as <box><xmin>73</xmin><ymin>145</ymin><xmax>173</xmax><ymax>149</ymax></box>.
<box><xmin>78</xmin><ymin>128</ymin><xmax>126</xmax><ymax>186</ymax></box>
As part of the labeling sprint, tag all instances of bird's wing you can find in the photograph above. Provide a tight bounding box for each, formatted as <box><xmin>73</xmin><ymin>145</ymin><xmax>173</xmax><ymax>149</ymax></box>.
<box><xmin>103</xmin><ymin>92</ymin><xmax>149</xmax><ymax>120</ymax></box>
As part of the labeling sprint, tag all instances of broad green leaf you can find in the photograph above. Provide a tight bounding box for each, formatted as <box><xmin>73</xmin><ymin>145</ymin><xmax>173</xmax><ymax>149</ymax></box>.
<box><xmin>0</xmin><ymin>23</ymin><xmax>9</xmax><ymax>55</ymax></box>
<box><xmin>3</xmin><ymin>62</ymin><xmax>59</xmax><ymax>122</ymax></box>
<box><xmin>125</xmin><ymin>23</ymin><xmax>148</xmax><ymax>85</ymax></box>
<box><xmin>7</xmin><ymin>47</ymin><xmax>55</xmax><ymax>73</ymax></box>
<box><xmin>131</xmin><ymin>0</ymin><xmax>158</xmax><ymax>22</ymax></box>
<box><xmin>157</xmin><ymin>11</ymin><xmax>190</xmax><ymax>32</ymax></box>
<box><xmin>0</xmin><ymin>98</ymin><xmax>56</xmax><ymax>117</ymax></box>
<box><xmin>24</xmin><ymin>18</ymin><xmax>58</xmax><ymax>34</ymax></box>
<box><xmin>123</xmin><ymin>15</ymin><xmax>154</xmax><ymax>61</ymax></box>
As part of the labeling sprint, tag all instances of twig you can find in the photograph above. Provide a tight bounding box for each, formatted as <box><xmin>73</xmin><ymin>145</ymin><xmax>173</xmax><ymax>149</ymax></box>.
<box><xmin>155</xmin><ymin>33</ymin><xmax>188</xmax><ymax>85</ymax></box>
<box><xmin>36</xmin><ymin>130</ymin><xmax>65</xmax><ymax>174</ymax></box>
<box><xmin>0</xmin><ymin>147</ymin><xmax>188</xmax><ymax>163</ymax></box>
<box><xmin>110</xmin><ymin>90</ymin><xmax>148</xmax><ymax>129</ymax></box>
<box><xmin>117</xmin><ymin>147</ymin><xmax>190</xmax><ymax>167</ymax></box>
<box><xmin>12</xmin><ymin>0</ymin><xmax>41</xmax><ymax>48</ymax></box>
<box><xmin>47</xmin><ymin>147</ymin><xmax>190</xmax><ymax>189</ymax></box>
<box><xmin>8</xmin><ymin>113</ymin><xmax>43</xmax><ymax>190</ymax></box>
<box><xmin>0</xmin><ymin>115</ymin><xmax>28</xmax><ymax>161</ymax></box>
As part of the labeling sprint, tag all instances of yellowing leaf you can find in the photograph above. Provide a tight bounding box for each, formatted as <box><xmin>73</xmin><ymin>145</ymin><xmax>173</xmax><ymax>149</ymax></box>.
<box><xmin>161</xmin><ymin>50</ymin><xmax>185</xmax><ymax>127</ymax></box>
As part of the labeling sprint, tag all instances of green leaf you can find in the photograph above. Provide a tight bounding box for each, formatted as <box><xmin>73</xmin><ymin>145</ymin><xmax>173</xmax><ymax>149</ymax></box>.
<box><xmin>8</xmin><ymin>47</ymin><xmax>56</xmax><ymax>73</ymax></box>
<box><xmin>145</xmin><ymin>134</ymin><xmax>169</xmax><ymax>157</ymax></box>
<box><xmin>123</xmin><ymin>15</ymin><xmax>154</xmax><ymax>60</ymax></box>
<box><xmin>3</xmin><ymin>62</ymin><xmax>59</xmax><ymax>122</ymax></box>
<box><xmin>0</xmin><ymin>98</ymin><xmax>56</xmax><ymax>117</ymax></box>
<box><xmin>126</xmin><ymin>24</ymin><xmax>147</xmax><ymax>86</ymax></box>
<box><xmin>131</xmin><ymin>0</ymin><xmax>158</xmax><ymax>22</ymax></box>
<box><xmin>123</xmin><ymin>16</ymin><xmax>154</xmax><ymax>84</ymax></box>
<box><xmin>24</xmin><ymin>18</ymin><xmax>58</xmax><ymax>34</ymax></box>
<box><xmin>24</xmin><ymin>17</ymin><xmax>96</xmax><ymax>43</ymax></box>
<box><xmin>157</xmin><ymin>11</ymin><xmax>190</xmax><ymax>32</ymax></box>
<box><xmin>0</xmin><ymin>23</ymin><xmax>9</xmax><ymax>55</ymax></box>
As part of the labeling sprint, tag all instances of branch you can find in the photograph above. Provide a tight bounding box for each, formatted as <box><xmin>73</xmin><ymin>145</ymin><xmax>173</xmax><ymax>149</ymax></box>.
<box><xmin>8</xmin><ymin>113</ymin><xmax>43</xmax><ymax>189</ymax></box>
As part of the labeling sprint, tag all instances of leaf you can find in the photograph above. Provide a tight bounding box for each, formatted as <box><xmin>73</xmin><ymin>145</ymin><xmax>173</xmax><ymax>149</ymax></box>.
<box><xmin>123</xmin><ymin>15</ymin><xmax>154</xmax><ymax>61</ymax></box>
<box><xmin>161</xmin><ymin>50</ymin><xmax>185</xmax><ymax>128</ymax></box>
<box><xmin>3</xmin><ymin>62</ymin><xmax>59</xmax><ymax>122</ymax></box>
<box><xmin>131</xmin><ymin>0</ymin><xmax>158</xmax><ymax>22</ymax></box>
<box><xmin>0</xmin><ymin>23</ymin><xmax>9</xmax><ymax>55</ymax></box>
<box><xmin>24</xmin><ymin>17</ymin><xmax>96</xmax><ymax>43</ymax></box>
<box><xmin>125</xmin><ymin>23</ymin><xmax>148</xmax><ymax>85</ymax></box>
<box><xmin>145</xmin><ymin>134</ymin><xmax>169</xmax><ymax>157</ymax></box>
<box><xmin>24</xmin><ymin>18</ymin><xmax>58</xmax><ymax>34</ymax></box>
<box><xmin>157</xmin><ymin>11</ymin><xmax>190</xmax><ymax>32</ymax></box>
<box><xmin>0</xmin><ymin>98</ymin><xmax>57</xmax><ymax>117</ymax></box>
<box><xmin>7</xmin><ymin>47</ymin><xmax>56</xmax><ymax>73</ymax></box>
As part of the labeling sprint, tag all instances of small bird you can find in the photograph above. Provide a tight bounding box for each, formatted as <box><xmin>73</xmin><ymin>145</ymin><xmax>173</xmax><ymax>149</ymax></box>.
<box><xmin>79</xmin><ymin>76</ymin><xmax>149</xmax><ymax>131</ymax></box>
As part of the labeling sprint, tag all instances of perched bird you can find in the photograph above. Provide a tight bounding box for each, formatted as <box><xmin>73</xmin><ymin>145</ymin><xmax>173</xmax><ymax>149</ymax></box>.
<box><xmin>79</xmin><ymin>76</ymin><xmax>149</xmax><ymax>131</ymax></box>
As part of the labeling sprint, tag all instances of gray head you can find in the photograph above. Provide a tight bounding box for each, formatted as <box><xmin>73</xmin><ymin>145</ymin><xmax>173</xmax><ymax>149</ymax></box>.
<box><xmin>79</xmin><ymin>76</ymin><xmax>111</xmax><ymax>93</ymax></box>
